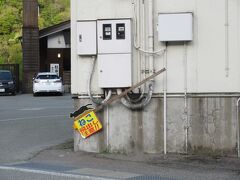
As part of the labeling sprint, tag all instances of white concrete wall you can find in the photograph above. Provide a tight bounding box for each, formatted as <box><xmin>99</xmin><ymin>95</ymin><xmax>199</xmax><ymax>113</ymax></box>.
<box><xmin>71</xmin><ymin>0</ymin><xmax>240</xmax><ymax>155</ymax></box>
<box><xmin>71</xmin><ymin>0</ymin><xmax>240</xmax><ymax>94</ymax></box>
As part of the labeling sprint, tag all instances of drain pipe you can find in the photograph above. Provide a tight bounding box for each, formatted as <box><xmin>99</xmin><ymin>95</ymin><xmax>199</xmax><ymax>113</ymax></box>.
<box><xmin>164</xmin><ymin>86</ymin><xmax>167</xmax><ymax>154</ymax></box>
<box><xmin>106</xmin><ymin>104</ymin><xmax>109</xmax><ymax>150</ymax></box>
<box><xmin>148</xmin><ymin>0</ymin><xmax>154</xmax><ymax>75</ymax></box>
<box><xmin>140</xmin><ymin>0</ymin><xmax>146</xmax><ymax>89</ymax></box>
<box><xmin>225</xmin><ymin>0</ymin><xmax>229</xmax><ymax>77</ymax></box>
<box><xmin>183</xmin><ymin>42</ymin><xmax>189</xmax><ymax>154</ymax></box>
<box><xmin>236</xmin><ymin>98</ymin><xmax>240</xmax><ymax>157</ymax></box>
<box><xmin>164</xmin><ymin>43</ymin><xmax>168</xmax><ymax>155</ymax></box>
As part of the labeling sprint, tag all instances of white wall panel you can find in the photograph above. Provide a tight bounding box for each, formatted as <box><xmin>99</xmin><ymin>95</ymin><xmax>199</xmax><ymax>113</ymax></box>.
<box><xmin>48</xmin><ymin>33</ymin><xmax>67</xmax><ymax>48</ymax></box>
<box><xmin>77</xmin><ymin>0</ymin><xmax>132</xmax><ymax>20</ymax></box>
<box><xmin>196</xmin><ymin>0</ymin><xmax>229</xmax><ymax>92</ymax></box>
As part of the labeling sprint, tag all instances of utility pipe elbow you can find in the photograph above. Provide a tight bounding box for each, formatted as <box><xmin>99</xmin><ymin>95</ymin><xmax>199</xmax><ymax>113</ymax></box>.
<box><xmin>117</xmin><ymin>82</ymin><xmax>154</xmax><ymax>110</ymax></box>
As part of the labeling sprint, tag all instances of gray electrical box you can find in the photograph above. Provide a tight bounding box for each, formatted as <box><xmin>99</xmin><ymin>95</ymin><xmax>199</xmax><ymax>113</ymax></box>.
<box><xmin>158</xmin><ymin>13</ymin><xmax>193</xmax><ymax>42</ymax></box>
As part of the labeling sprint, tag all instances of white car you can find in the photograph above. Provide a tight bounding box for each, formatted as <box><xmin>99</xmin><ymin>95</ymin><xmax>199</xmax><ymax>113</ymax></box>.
<box><xmin>33</xmin><ymin>72</ymin><xmax>64</xmax><ymax>96</ymax></box>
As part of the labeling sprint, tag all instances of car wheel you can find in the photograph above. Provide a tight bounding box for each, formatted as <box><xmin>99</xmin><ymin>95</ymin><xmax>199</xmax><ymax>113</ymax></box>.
<box><xmin>33</xmin><ymin>93</ymin><xmax>37</xmax><ymax>97</ymax></box>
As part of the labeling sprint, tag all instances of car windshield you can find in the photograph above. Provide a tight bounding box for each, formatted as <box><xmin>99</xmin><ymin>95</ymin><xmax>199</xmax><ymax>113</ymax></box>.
<box><xmin>0</xmin><ymin>71</ymin><xmax>12</xmax><ymax>80</ymax></box>
<box><xmin>36</xmin><ymin>74</ymin><xmax>59</xmax><ymax>80</ymax></box>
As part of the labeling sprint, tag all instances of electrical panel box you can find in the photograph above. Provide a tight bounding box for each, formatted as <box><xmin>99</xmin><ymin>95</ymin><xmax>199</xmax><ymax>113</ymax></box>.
<box><xmin>98</xmin><ymin>54</ymin><xmax>132</xmax><ymax>88</ymax></box>
<box><xmin>97</xmin><ymin>19</ymin><xmax>132</xmax><ymax>88</ymax></box>
<box><xmin>158</xmin><ymin>13</ymin><xmax>193</xmax><ymax>42</ymax></box>
<box><xmin>77</xmin><ymin>21</ymin><xmax>97</xmax><ymax>55</ymax></box>
<box><xmin>97</xmin><ymin>19</ymin><xmax>131</xmax><ymax>54</ymax></box>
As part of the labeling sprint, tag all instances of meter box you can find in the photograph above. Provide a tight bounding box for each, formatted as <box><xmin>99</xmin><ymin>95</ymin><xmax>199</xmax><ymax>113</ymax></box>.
<box><xmin>98</xmin><ymin>54</ymin><xmax>132</xmax><ymax>88</ymax></box>
<box><xmin>77</xmin><ymin>21</ymin><xmax>97</xmax><ymax>55</ymax></box>
<box><xmin>158</xmin><ymin>13</ymin><xmax>193</xmax><ymax>42</ymax></box>
<box><xmin>97</xmin><ymin>19</ymin><xmax>132</xmax><ymax>54</ymax></box>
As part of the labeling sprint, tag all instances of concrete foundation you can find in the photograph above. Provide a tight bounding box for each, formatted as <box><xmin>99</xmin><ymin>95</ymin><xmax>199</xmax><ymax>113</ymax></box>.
<box><xmin>74</xmin><ymin>96</ymin><xmax>238</xmax><ymax>156</ymax></box>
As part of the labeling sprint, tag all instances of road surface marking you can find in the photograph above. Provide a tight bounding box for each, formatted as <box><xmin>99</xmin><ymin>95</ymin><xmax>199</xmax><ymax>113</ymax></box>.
<box><xmin>0</xmin><ymin>165</ymin><xmax>115</xmax><ymax>180</ymax></box>
<box><xmin>17</xmin><ymin>107</ymin><xmax>73</xmax><ymax>111</ymax></box>
<box><xmin>69</xmin><ymin>168</ymin><xmax>141</xmax><ymax>179</ymax></box>
<box><xmin>18</xmin><ymin>108</ymin><xmax>45</xmax><ymax>111</ymax></box>
<box><xmin>0</xmin><ymin>114</ymin><xmax>69</xmax><ymax>122</ymax></box>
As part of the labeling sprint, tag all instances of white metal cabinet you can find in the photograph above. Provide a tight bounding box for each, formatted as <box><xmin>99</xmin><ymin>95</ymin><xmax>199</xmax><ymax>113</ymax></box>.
<box><xmin>97</xmin><ymin>19</ymin><xmax>132</xmax><ymax>88</ymax></box>
<box><xmin>158</xmin><ymin>13</ymin><xmax>193</xmax><ymax>42</ymax></box>
<box><xmin>97</xmin><ymin>19</ymin><xmax>131</xmax><ymax>54</ymax></box>
<box><xmin>77</xmin><ymin>21</ymin><xmax>97</xmax><ymax>55</ymax></box>
<box><xmin>98</xmin><ymin>54</ymin><xmax>132</xmax><ymax>88</ymax></box>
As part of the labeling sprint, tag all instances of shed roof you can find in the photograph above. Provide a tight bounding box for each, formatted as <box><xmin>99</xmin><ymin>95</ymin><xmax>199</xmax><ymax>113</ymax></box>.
<box><xmin>39</xmin><ymin>20</ymin><xmax>70</xmax><ymax>38</ymax></box>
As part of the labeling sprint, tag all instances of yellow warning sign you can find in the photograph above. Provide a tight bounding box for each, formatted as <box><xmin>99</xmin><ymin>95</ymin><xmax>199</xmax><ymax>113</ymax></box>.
<box><xmin>73</xmin><ymin>110</ymin><xmax>102</xmax><ymax>138</ymax></box>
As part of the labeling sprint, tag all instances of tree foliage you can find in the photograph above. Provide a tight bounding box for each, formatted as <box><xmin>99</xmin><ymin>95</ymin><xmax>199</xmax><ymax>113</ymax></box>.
<box><xmin>0</xmin><ymin>0</ymin><xmax>70</xmax><ymax>65</ymax></box>
<box><xmin>38</xmin><ymin>0</ymin><xmax>70</xmax><ymax>29</ymax></box>
<box><xmin>0</xmin><ymin>0</ymin><xmax>22</xmax><ymax>64</ymax></box>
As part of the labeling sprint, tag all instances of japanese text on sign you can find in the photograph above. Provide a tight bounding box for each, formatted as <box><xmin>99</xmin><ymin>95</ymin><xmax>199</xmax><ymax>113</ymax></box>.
<box><xmin>73</xmin><ymin>111</ymin><xmax>102</xmax><ymax>138</ymax></box>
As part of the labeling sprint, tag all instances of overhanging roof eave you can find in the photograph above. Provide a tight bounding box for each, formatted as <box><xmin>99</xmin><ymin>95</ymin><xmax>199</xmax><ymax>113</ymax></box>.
<box><xmin>39</xmin><ymin>20</ymin><xmax>70</xmax><ymax>39</ymax></box>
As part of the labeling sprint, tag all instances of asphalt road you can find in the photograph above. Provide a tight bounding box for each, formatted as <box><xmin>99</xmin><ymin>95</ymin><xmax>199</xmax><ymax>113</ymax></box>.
<box><xmin>0</xmin><ymin>94</ymin><xmax>74</xmax><ymax>164</ymax></box>
<box><xmin>0</xmin><ymin>94</ymin><xmax>240</xmax><ymax>180</ymax></box>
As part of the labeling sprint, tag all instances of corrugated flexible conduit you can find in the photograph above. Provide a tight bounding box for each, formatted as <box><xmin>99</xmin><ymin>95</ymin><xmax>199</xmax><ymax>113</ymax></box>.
<box><xmin>118</xmin><ymin>0</ymin><xmax>154</xmax><ymax>110</ymax></box>
<box><xmin>117</xmin><ymin>83</ymin><xmax>154</xmax><ymax>110</ymax></box>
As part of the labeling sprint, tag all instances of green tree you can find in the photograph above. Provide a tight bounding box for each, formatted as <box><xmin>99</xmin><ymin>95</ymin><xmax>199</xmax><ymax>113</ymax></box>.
<box><xmin>38</xmin><ymin>0</ymin><xmax>70</xmax><ymax>29</ymax></box>
<box><xmin>0</xmin><ymin>0</ymin><xmax>22</xmax><ymax>64</ymax></box>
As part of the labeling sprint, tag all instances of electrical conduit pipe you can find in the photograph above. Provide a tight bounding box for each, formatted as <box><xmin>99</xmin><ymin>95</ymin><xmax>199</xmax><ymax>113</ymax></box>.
<box><xmin>88</xmin><ymin>56</ymin><xmax>112</xmax><ymax>105</ymax></box>
<box><xmin>119</xmin><ymin>0</ymin><xmax>154</xmax><ymax>110</ymax></box>
<box><xmin>236</xmin><ymin>98</ymin><xmax>240</xmax><ymax>157</ymax></box>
